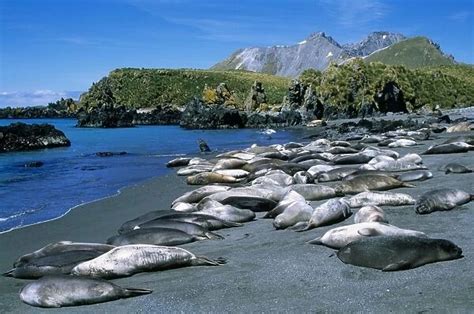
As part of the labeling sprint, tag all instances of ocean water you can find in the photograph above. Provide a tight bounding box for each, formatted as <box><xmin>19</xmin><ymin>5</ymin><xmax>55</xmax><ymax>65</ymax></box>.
<box><xmin>0</xmin><ymin>119</ymin><xmax>307</xmax><ymax>233</ymax></box>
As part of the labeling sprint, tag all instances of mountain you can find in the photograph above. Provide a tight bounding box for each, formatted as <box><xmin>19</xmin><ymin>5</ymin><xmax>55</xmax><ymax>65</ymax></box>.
<box><xmin>211</xmin><ymin>31</ymin><xmax>405</xmax><ymax>77</ymax></box>
<box><xmin>364</xmin><ymin>36</ymin><xmax>456</xmax><ymax>68</ymax></box>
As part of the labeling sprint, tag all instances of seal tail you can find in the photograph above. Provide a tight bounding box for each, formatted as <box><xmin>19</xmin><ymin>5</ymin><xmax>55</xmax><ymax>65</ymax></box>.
<box><xmin>2</xmin><ymin>269</ymin><xmax>14</xmax><ymax>277</ymax></box>
<box><xmin>122</xmin><ymin>288</ymin><xmax>153</xmax><ymax>298</ymax></box>
<box><xmin>471</xmin><ymin>194</ymin><xmax>474</xmax><ymax>201</ymax></box>
<box><xmin>402</xmin><ymin>182</ymin><xmax>416</xmax><ymax>188</ymax></box>
<box><xmin>205</xmin><ymin>231</ymin><xmax>224</xmax><ymax>240</ymax></box>
<box><xmin>289</xmin><ymin>222</ymin><xmax>312</xmax><ymax>232</ymax></box>
<box><xmin>307</xmin><ymin>237</ymin><xmax>323</xmax><ymax>245</ymax></box>
<box><xmin>193</xmin><ymin>256</ymin><xmax>227</xmax><ymax>266</ymax></box>
<box><xmin>222</xmin><ymin>221</ymin><xmax>243</xmax><ymax>228</ymax></box>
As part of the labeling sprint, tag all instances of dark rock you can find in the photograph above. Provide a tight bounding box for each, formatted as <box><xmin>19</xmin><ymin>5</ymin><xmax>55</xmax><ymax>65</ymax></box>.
<box><xmin>437</xmin><ymin>115</ymin><xmax>451</xmax><ymax>123</ymax></box>
<box><xmin>24</xmin><ymin>161</ymin><xmax>44</xmax><ymax>168</ymax></box>
<box><xmin>244</xmin><ymin>81</ymin><xmax>267</xmax><ymax>112</ymax></box>
<box><xmin>76</xmin><ymin>104</ymin><xmax>135</xmax><ymax>128</ymax></box>
<box><xmin>180</xmin><ymin>98</ymin><xmax>245</xmax><ymax>129</ymax></box>
<box><xmin>374</xmin><ymin>81</ymin><xmax>408</xmax><ymax>113</ymax></box>
<box><xmin>96</xmin><ymin>151</ymin><xmax>127</xmax><ymax>157</ymax></box>
<box><xmin>133</xmin><ymin>105</ymin><xmax>181</xmax><ymax>125</ymax></box>
<box><xmin>0</xmin><ymin>123</ymin><xmax>71</xmax><ymax>153</ymax></box>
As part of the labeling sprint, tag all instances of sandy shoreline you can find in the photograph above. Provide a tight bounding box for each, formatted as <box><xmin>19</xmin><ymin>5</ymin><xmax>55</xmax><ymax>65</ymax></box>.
<box><xmin>0</xmin><ymin>130</ymin><xmax>473</xmax><ymax>312</ymax></box>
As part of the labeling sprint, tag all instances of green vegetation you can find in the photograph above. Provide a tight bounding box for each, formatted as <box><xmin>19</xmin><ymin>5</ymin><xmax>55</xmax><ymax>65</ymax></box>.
<box><xmin>300</xmin><ymin>59</ymin><xmax>474</xmax><ymax>112</ymax></box>
<box><xmin>79</xmin><ymin>68</ymin><xmax>290</xmax><ymax>109</ymax></box>
<box><xmin>365</xmin><ymin>37</ymin><xmax>455</xmax><ymax>68</ymax></box>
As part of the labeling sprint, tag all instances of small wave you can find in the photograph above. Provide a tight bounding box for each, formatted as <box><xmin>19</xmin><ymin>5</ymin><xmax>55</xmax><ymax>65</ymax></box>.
<box><xmin>0</xmin><ymin>205</ymin><xmax>46</xmax><ymax>222</ymax></box>
<box><xmin>151</xmin><ymin>153</ymin><xmax>187</xmax><ymax>157</ymax></box>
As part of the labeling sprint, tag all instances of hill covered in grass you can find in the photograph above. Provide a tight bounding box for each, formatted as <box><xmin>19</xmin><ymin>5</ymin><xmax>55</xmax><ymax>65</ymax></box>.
<box><xmin>300</xmin><ymin>59</ymin><xmax>474</xmax><ymax>113</ymax></box>
<box><xmin>364</xmin><ymin>37</ymin><xmax>455</xmax><ymax>68</ymax></box>
<box><xmin>79</xmin><ymin>68</ymin><xmax>290</xmax><ymax>109</ymax></box>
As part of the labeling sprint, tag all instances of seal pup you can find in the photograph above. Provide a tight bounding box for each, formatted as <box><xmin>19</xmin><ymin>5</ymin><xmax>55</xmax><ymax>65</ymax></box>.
<box><xmin>422</xmin><ymin>142</ymin><xmax>471</xmax><ymax>154</ymax></box>
<box><xmin>107</xmin><ymin>227</ymin><xmax>201</xmax><ymax>246</ymax></box>
<box><xmin>196</xmin><ymin>203</ymin><xmax>256</xmax><ymax>223</ymax></box>
<box><xmin>415</xmin><ymin>188</ymin><xmax>472</xmax><ymax>214</ymax></box>
<box><xmin>187</xmin><ymin>172</ymin><xmax>239</xmax><ymax>185</ymax></box>
<box><xmin>13</xmin><ymin>241</ymin><xmax>115</xmax><ymax>267</ymax></box>
<box><xmin>212</xmin><ymin>158</ymin><xmax>247</xmax><ymax>171</ymax></box>
<box><xmin>19</xmin><ymin>275</ymin><xmax>151</xmax><ymax>308</ymax></box>
<box><xmin>396</xmin><ymin>170</ymin><xmax>433</xmax><ymax>182</ymax></box>
<box><xmin>335</xmin><ymin>175</ymin><xmax>415</xmax><ymax>195</ymax></box>
<box><xmin>354</xmin><ymin>205</ymin><xmax>387</xmax><ymax>223</ymax></box>
<box><xmin>444</xmin><ymin>163</ymin><xmax>473</xmax><ymax>174</ymax></box>
<box><xmin>263</xmin><ymin>190</ymin><xmax>306</xmax><ymax>219</ymax></box>
<box><xmin>219</xmin><ymin>195</ymin><xmax>277</xmax><ymax>212</ymax></box>
<box><xmin>337</xmin><ymin>236</ymin><xmax>463</xmax><ymax>271</ymax></box>
<box><xmin>171</xmin><ymin>202</ymin><xmax>197</xmax><ymax>212</ymax></box>
<box><xmin>4</xmin><ymin>250</ymin><xmax>105</xmax><ymax>279</ymax></box>
<box><xmin>347</xmin><ymin>191</ymin><xmax>416</xmax><ymax>208</ymax></box>
<box><xmin>273</xmin><ymin>200</ymin><xmax>313</xmax><ymax>230</ymax></box>
<box><xmin>172</xmin><ymin>185</ymin><xmax>230</xmax><ymax>205</ymax></box>
<box><xmin>134</xmin><ymin>219</ymin><xmax>223</xmax><ymax>240</ymax></box>
<box><xmin>152</xmin><ymin>213</ymin><xmax>242</xmax><ymax>230</ymax></box>
<box><xmin>288</xmin><ymin>184</ymin><xmax>337</xmax><ymax>201</ymax></box>
<box><xmin>166</xmin><ymin>157</ymin><xmax>191</xmax><ymax>168</ymax></box>
<box><xmin>307</xmin><ymin>222</ymin><xmax>427</xmax><ymax>249</ymax></box>
<box><xmin>118</xmin><ymin>210</ymin><xmax>172</xmax><ymax>234</ymax></box>
<box><xmin>296</xmin><ymin>198</ymin><xmax>352</xmax><ymax>231</ymax></box>
<box><xmin>71</xmin><ymin>245</ymin><xmax>226</xmax><ymax>278</ymax></box>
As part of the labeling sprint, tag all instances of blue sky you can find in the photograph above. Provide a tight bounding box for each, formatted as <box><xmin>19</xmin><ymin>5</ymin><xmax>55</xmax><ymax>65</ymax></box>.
<box><xmin>0</xmin><ymin>0</ymin><xmax>473</xmax><ymax>107</ymax></box>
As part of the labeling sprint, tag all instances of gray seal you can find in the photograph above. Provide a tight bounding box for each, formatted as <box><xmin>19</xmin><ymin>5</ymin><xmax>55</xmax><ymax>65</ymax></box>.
<box><xmin>444</xmin><ymin>163</ymin><xmax>472</xmax><ymax>174</ymax></box>
<box><xmin>337</xmin><ymin>236</ymin><xmax>463</xmax><ymax>271</ymax></box>
<box><xmin>296</xmin><ymin>198</ymin><xmax>352</xmax><ymax>231</ymax></box>
<box><xmin>107</xmin><ymin>227</ymin><xmax>200</xmax><ymax>246</ymax></box>
<box><xmin>396</xmin><ymin>170</ymin><xmax>433</xmax><ymax>182</ymax></box>
<box><xmin>20</xmin><ymin>275</ymin><xmax>151</xmax><ymax>308</ymax></box>
<box><xmin>335</xmin><ymin>174</ymin><xmax>415</xmax><ymax>195</ymax></box>
<box><xmin>422</xmin><ymin>142</ymin><xmax>470</xmax><ymax>154</ymax></box>
<box><xmin>71</xmin><ymin>244</ymin><xmax>226</xmax><ymax>278</ymax></box>
<box><xmin>135</xmin><ymin>219</ymin><xmax>223</xmax><ymax>240</ymax></box>
<box><xmin>415</xmin><ymin>188</ymin><xmax>472</xmax><ymax>214</ymax></box>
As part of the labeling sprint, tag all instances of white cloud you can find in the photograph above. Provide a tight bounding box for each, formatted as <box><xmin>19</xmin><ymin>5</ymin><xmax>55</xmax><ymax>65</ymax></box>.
<box><xmin>448</xmin><ymin>11</ymin><xmax>471</xmax><ymax>22</ymax></box>
<box><xmin>0</xmin><ymin>90</ymin><xmax>82</xmax><ymax>108</ymax></box>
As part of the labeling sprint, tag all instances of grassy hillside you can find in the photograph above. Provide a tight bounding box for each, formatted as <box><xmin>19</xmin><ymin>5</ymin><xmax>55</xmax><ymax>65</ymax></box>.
<box><xmin>300</xmin><ymin>59</ymin><xmax>474</xmax><ymax>112</ymax></box>
<box><xmin>79</xmin><ymin>68</ymin><xmax>290</xmax><ymax>109</ymax></box>
<box><xmin>364</xmin><ymin>37</ymin><xmax>455</xmax><ymax>68</ymax></box>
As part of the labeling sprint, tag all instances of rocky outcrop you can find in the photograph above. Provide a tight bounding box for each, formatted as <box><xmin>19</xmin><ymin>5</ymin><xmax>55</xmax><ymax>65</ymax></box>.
<box><xmin>180</xmin><ymin>98</ymin><xmax>302</xmax><ymax>129</ymax></box>
<box><xmin>282</xmin><ymin>80</ymin><xmax>324</xmax><ymax>122</ymax></box>
<box><xmin>0</xmin><ymin>123</ymin><xmax>71</xmax><ymax>153</ymax></box>
<box><xmin>132</xmin><ymin>105</ymin><xmax>181</xmax><ymax>125</ymax></box>
<box><xmin>76</xmin><ymin>104</ymin><xmax>135</xmax><ymax>128</ymax></box>
<box><xmin>374</xmin><ymin>82</ymin><xmax>408</xmax><ymax>113</ymax></box>
<box><xmin>244</xmin><ymin>81</ymin><xmax>267</xmax><ymax>111</ymax></box>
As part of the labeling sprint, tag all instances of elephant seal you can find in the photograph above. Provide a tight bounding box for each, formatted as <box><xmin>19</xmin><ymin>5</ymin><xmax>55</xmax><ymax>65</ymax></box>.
<box><xmin>444</xmin><ymin>163</ymin><xmax>473</xmax><ymax>174</ymax></box>
<box><xmin>196</xmin><ymin>203</ymin><xmax>256</xmax><ymax>223</ymax></box>
<box><xmin>296</xmin><ymin>198</ymin><xmax>352</xmax><ymax>231</ymax></box>
<box><xmin>118</xmin><ymin>210</ymin><xmax>172</xmax><ymax>234</ymax></box>
<box><xmin>13</xmin><ymin>241</ymin><xmax>115</xmax><ymax>267</ymax></box>
<box><xmin>212</xmin><ymin>158</ymin><xmax>247</xmax><ymax>171</ymax></box>
<box><xmin>317</xmin><ymin>167</ymin><xmax>358</xmax><ymax>182</ymax></box>
<box><xmin>335</xmin><ymin>175</ymin><xmax>415</xmax><ymax>195</ymax></box>
<box><xmin>273</xmin><ymin>200</ymin><xmax>313</xmax><ymax>230</ymax></box>
<box><xmin>107</xmin><ymin>228</ymin><xmax>200</xmax><ymax>246</ymax></box>
<box><xmin>3</xmin><ymin>250</ymin><xmax>105</xmax><ymax>279</ymax></box>
<box><xmin>347</xmin><ymin>191</ymin><xmax>416</xmax><ymax>208</ymax></box>
<box><xmin>219</xmin><ymin>195</ymin><xmax>277</xmax><ymax>212</ymax></box>
<box><xmin>146</xmin><ymin>213</ymin><xmax>242</xmax><ymax>230</ymax></box>
<box><xmin>263</xmin><ymin>191</ymin><xmax>306</xmax><ymax>219</ymax></box>
<box><xmin>214</xmin><ymin>169</ymin><xmax>249</xmax><ymax>179</ymax></box>
<box><xmin>187</xmin><ymin>172</ymin><xmax>239</xmax><ymax>185</ymax></box>
<box><xmin>172</xmin><ymin>185</ymin><xmax>230</xmax><ymax>205</ymax></box>
<box><xmin>387</xmin><ymin>139</ymin><xmax>417</xmax><ymax>148</ymax></box>
<box><xmin>171</xmin><ymin>202</ymin><xmax>197</xmax><ymax>212</ymax></box>
<box><xmin>446</xmin><ymin>121</ymin><xmax>474</xmax><ymax>133</ymax></box>
<box><xmin>415</xmin><ymin>188</ymin><xmax>472</xmax><ymax>214</ymax></box>
<box><xmin>20</xmin><ymin>275</ymin><xmax>151</xmax><ymax>308</ymax></box>
<box><xmin>354</xmin><ymin>205</ymin><xmax>387</xmax><ymax>223</ymax></box>
<box><xmin>251</xmin><ymin>171</ymin><xmax>294</xmax><ymax>186</ymax></box>
<box><xmin>396</xmin><ymin>170</ymin><xmax>433</xmax><ymax>182</ymax></box>
<box><xmin>166</xmin><ymin>157</ymin><xmax>191</xmax><ymax>168</ymax></box>
<box><xmin>333</xmin><ymin>153</ymin><xmax>372</xmax><ymax>165</ymax></box>
<box><xmin>176</xmin><ymin>165</ymin><xmax>213</xmax><ymax>176</ymax></box>
<box><xmin>288</xmin><ymin>184</ymin><xmax>337</xmax><ymax>201</ymax></box>
<box><xmin>307</xmin><ymin>222</ymin><xmax>427</xmax><ymax>249</ymax></box>
<box><xmin>422</xmin><ymin>142</ymin><xmax>471</xmax><ymax>155</ymax></box>
<box><xmin>135</xmin><ymin>219</ymin><xmax>223</xmax><ymax>240</ymax></box>
<box><xmin>337</xmin><ymin>236</ymin><xmax>463</xmax><ymax>271</ymax></box>
<box><xmin>71</xmin><ymin>245</ymin><xmax>226</xmax><ymax>278</ymax></box>
<box><xmin>293</xmin><ymin>171</ymin><xmax>309</xmax><ymax>184</ymax></box>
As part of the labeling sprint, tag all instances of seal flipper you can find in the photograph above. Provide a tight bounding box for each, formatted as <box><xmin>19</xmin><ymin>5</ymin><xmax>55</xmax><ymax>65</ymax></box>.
<box><xmin>205</xmin><ymin>231</ymin><xmax>224</xmax><ymax>240</ymax></box>
<box><xmin>122</xmin><ymin>288</ymin><xmax>153</xmax><ymax>298</ymax></box>
<box><xmin>307</xmin><ymin>237</ymin><xmax>323</xmax><ymax>245</ymax></box>
<box><xmin>193</xmin><ymin>256</ymin><xmax>227</xmax><ymax>266</ymax></box>
<box><xmin>402</xmin><ymin>182</ymin><xmax>416</xmax><ymax>188</ymax></box>
<box><xmin>357</xmin><ymin>228</ymin><xmax>380</xmax><ymax>237</ymax></box>
<box><xmin>382</xmin><ymin>261</ymin><xmax>411</xmax><ymax>272</ymax></box>
<box><xmin>2</xmin><ymin>269</ymin><xmax>14</xmax><ymax>277</ymax></box>
<box><xmin>289</xmin><ymin>221</ymin><xmax>310</xmax><ymax>232</ymax></box>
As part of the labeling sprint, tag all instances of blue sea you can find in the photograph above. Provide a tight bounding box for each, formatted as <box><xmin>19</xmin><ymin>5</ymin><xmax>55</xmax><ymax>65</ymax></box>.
<box><xmin>0</xmin><ymin>119</ymin><xmax>307</xmax><ymax>233</ymax></box>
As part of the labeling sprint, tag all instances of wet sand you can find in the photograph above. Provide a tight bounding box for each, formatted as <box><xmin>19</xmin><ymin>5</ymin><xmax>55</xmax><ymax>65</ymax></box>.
<box><xmin>0</xmin><ymin>131</ymin><xmax>473</xmax><ymax>313</ymax></box>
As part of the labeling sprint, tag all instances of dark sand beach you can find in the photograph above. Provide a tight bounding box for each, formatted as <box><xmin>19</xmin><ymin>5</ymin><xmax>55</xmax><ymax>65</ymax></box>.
<box><xmin>0</xmin><ymin>130</ymin><xmax>473</xmax><ymax>313</ymax></box>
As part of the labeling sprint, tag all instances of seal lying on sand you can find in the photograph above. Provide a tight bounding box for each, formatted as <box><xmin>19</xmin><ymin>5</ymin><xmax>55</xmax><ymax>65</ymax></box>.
<box><xmin>4</xmin><ymin>250</ymin><xmax>105</xmax><ymax>279</ymax></box>
<box><xmin>296</xmin><ymin>198</ymin><xmax>352</xmax><ymax>231</ymax></box>
<box><xmin>20</xmin><ymin>275</ymin><xmax>151</xmax><ymax>308</ymax></box>
<box><xmin>335</xmin><ymin>174</ymin><xmax>414</xmax><ymax>195</ymax></box>
<box><xmin>71</xmin><ymin>244</ymin><xmax>226</xmax><ymax>278</ymax></box>
<box><xmin>12</xmin><ymin>241</ymin><xmax>115</xmax><ymax>267</ymax></box>
<box><xmin>415</xmin><ymin>188</ymin><xmax>472</xmax><ymax>214</ymax></box>
<box><xmin>396</xmin><ymin>170</ymin><xmax>433</xmax><ymax>182</ymax></box>
<box><xmin>354</xmin><ymin>205</ymin><xmax>387</xmax><ymax>223</ymax></box>
<box><xmin>307</xmin><ymin>222</ymin><xmax>427</xmax><ymax>249</ymax></box>
<box><xmin>187</xmin><ymin>172</ymin><xmax>239</xmax><ymax>185</ymax></box>
<box><xmin>443</xmin><ymin>163</ymin><xmax>473</xmax><ymax>174</ymax></box>
<box><xmin>337</xmin><ymin>236</ymin><xmax>463</xmax><ymax>271</ymax></box>
<box><xmin>422</xmin><ymin>142</ymin><xmax>471</xmax><ymax>155</ymax></box>
<box><xmin>107</xmin><ymin>228</ymin><xmax>201</xmax><ymax>246</ymax></box>
<box><xmin>134</xmin><ymin>219</ymin><xmax>223</xmax><ymax>240</ymax></box>
<box><xmin>346</xmin><ymin>191</ymin><xmax>416</xmax><ymax>208</ymax></box>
